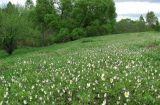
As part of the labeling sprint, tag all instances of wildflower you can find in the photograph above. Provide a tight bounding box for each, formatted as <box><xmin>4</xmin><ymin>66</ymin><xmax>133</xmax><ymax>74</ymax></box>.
<box><xmin>68</xmin><ymin>98</ymin><xmax>72</xmax><ymax>101</ymax></box>
<box><xmin>101</xmin><ymin>74</ymin><xmax>105</xmax><ymax>81</ymax></box>
<box><xmin>113</xmin><ymin>76</ymin><xmax>117</xmax><ymax>79</ymax></box>
<box><xmin>24</xmin><ymin>61</ymin><xmax>26</xmax><ymax>64</ymax></box>
<box><xmin>39</xmin><ymin>97</ymin><xmax>43</xmax><ymax>101</ymax></box>
<box><xmin>23</xmin><ymin>100</ymin><xmax>27</xmax><ymax>105</ymax></box>
<box><xmin>87</xmin><ymin>83</ymin><xmax>90</xmax><ymax>88</ymax></box>
<box><xmin>125</xmin><ymin>65</ymin><xmax>129</xmax><ymax>69</ymax></box>
<box><xmin>4</xmin><ymin>92</ymin><xmax>8</xmax><ymax>98</ymax></box>
<box><xmin>44</xmin><ymin>61</ymin><xmax>46</xmax><ymax>64</ymax></box>
<box><xmin>88</xmin><ymin>63</ymin><xmax>91</xmax><ymax>67</ymax></box>
<box><xmin>124</xmin><ymin>91</ymin><xmax>130</xmax><ymax>98</ymax></box>
<box><xmin>117</xmin><ymin>101</ymin><xmax>120</xmax><ymax>104</ymax></box>
<box><xmin>70</xmin><ymin>80</ymin><xmax>73</xmax><ymax>84</ymax></box>
<box><xmin>29</xmin><ymin>96</ymin><xmax>33</xmax><ymax>101</ymax></box>
<box><xmin>31</xmin><ymin>86</ymin><xmax>34</xmax><ymax>89</ymax></box>
<box><xmin>114</xmin><ymin>66</ymin><xmax>118</xmax><ymax>70</ymax></box>
<box><xmin>102</xmin><ymin>99</ymin><xmax>106</xmax><ymax>105</ymax></box>
<box><xmin>67</xmin><ymin>60</ymin><xmax>71</xmax><ymax>64</ymax></box>
<box><xmin>0</xmin><ymin>101</ymin><xmax>3</xmax><ymax>105</ymax></box>
<box><xmin>110</xmin><ymin>78</ymin><xmax>113</xmax><ymax>83</ymax></box>
<box><xmin>104</xmin><ymin>93</ymin><xmax>107</xmax><ymax>98</ymax></box>
<box><xmin>157</xmin><ymin>95</ymin><xmax>160</xmax><ymax>99</ymax></box>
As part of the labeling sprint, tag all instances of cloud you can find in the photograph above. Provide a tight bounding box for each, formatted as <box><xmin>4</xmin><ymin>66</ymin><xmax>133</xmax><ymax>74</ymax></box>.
<box><xmin>116</xmin><ymin>1</ymin><xmax>160</xmax><ymax>20</ymax></box>
<box><xmin>116</xmin><ymin>2</ymin><xmax>160</xmax><ymax>14</ymax></box>
<box><xmin>115</xmin><ymin>0</ymin><xmax>160</xmax><ymax>3</ymax></box>
<box><xmin>9</xmin><ymin>0</ymin><xmax>36</xmax><ymax>5</ymax></box>
<box><xmin>117</xmin><ymin>13</ymin><xmax>160</xmax><ymax>20</ymax></box>
<box><xmin>0</xmin><ymin>0</ymin><xmax>9</xmax><ymax>5</ymax></box>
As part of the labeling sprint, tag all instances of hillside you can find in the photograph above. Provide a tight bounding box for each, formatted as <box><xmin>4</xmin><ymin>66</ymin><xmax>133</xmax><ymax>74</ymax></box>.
<box><xmin>0</xmin><ymin>32</ymin><xmax>160</xmax><ymax>104</ymax></box>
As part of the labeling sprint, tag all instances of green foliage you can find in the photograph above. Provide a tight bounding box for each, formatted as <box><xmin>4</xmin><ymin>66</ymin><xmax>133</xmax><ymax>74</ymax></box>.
<box><xmin>0</xmin><ymin>11</ymin><xmax>2</xmax><ymax>48</ymax></box>
<box><xmin>114</xmin><ymin>18</ymin><xmax>148</xmax><ymax>34</ymax></box>
<box><xmin>47</xmin><ymin>0</ymin><xmax>116</xmax><ymax>41</ymax></box>
<box><xmin>138</xmin><ymin>15</ymin><xmax>148</xmax><ymax>32</ymax></box>
<box><xmin>35</xmin><ymin>0</ymin><xmax>56</xmax><ymax>46</ymax></box>
<box><xmin>17</xmin><ymin>9</ymin><xmax>42</xmax><ymax>47</ymax></box>
<box><xmin>2</xmin><ymin>35</ymin><xmax>16</xmax><ymax>55</ymax></box>
<box><xmin>0</xmin><ymin>4</ymin><xmax>20</xmax><ymax>54</ymax></box>
<box><xmin>139</xmin><ymin>15</ymin><xmax>145</xmax><ymax>23</ymax></box>
<box><xmin>0</xmin><ymin>2</ymin><xmax>41</xmax><ymax>54</ymax></box>
<box><xmin>35</xmin><ymin>0</ymin><xmax>54</xmax><ymax>26</ymax></box>
<box><xmin>146</xmin><ymin>11</ymin><xmax>158</xmax><ymax>28</ymax></box>
<box><xmin>72</xmin><ymin>0</ymin><xmax>116</xmax><ymax>33</ymax></box>
<box><xmin>44</xmin><ymin>14</ymin><xmax>60</xmax><ymax>30</ymax></box>
<box><xmin>145</xmin><ymin>11</ymin><xmax>160</xmax><ymax>31</ymax></box>
<box><xmin>54</xmin><ymin>28</ymin><xmax>70</xmax><ymax>43</ymax></box>
<box><xmin>25</xmin><ymin>0</ymin><xmax>34</xmax><ymax>9</ymax></box>
<box><xmin>71</xmin><ymin>28</ymin><xmax>86</xmax><ymax>40</ymax></box>
<box><xmin>4</xmin><ymin>1</ymin><xmax>18</xmax><ymax>14</ymax></box>
<box><xmin>154</xmin><ymin>20</ymin><xmax>160</xmax><ymax>31</ymax></box>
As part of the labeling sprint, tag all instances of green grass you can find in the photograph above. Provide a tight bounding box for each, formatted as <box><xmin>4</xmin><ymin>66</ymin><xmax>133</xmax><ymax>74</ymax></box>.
<box><xmin>0</xmin><ymin>32</ymin><xmax>160</xmax><ymax>105</ymax></box>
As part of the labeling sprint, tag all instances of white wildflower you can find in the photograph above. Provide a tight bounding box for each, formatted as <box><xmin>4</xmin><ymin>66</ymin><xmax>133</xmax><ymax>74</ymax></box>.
<box><xmin>23</xmin><ymin>100</ymin><xmax>27</xmax><ymax>105</ymax></box>
<box><xmin>124</xmin><ymin>91</ymin><xmax>130</xmax><ymax>98</ymax></box>
<box><xmin>102</xmin><ymin>99</ymin><xmax>106</xmax><ymax>105</ymax></box>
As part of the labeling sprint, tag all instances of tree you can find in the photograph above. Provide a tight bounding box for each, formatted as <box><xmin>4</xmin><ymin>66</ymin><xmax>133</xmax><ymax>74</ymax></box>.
<box><xmin>25</xmin><ymin>0</ymin><xmax>34</xmax><ymax>9</ymax></box>
<box><xmin>138</xmin><ymin>15</ymin><xmax>147</xmax><ymax>32</ymax></box>
<box><xmin>5</xmin><ymin>1</ymin><xmax>18</xmax><ymax>14</ymax></box>
<box><xmin>54</xmin><ymin>0</ymin><xmax>116</xmax><ymax>37</ymax></box>
<box><xmin>0</xmin><ymin>2</ymin><xmax>35</xmax><ymax>55</ymax></box>
<box><xmin>0</xmin><ymin>10</ymin><xmax>3</xmax><ymax>49</ymax></box>
<box><xmin>154</xmin><ymin>20</ymin><xmax>160</xmax><ymax>31</ymax></box>
<box><xmin>139</xmin><ymin>15</ymin><xmax>145</xmax><ymax>23</ymax></box>
<box><xmin>146</xmin><ymin>11</ymin><xmax>158</xmax><ymax>28</ymax></box>
<box><xmin>114</xmin><ymin>18</ymin><xmax>148</xmax><ymax>34</ymax></box>
<box><xmin>57</xmin><ymin>0</ymin><xmax>73</xmax><ymax>29</ymax></box>
<box><xmin>1</xmin><ymin>2</ymin><xmax>20</xmax><ymax>54</ymax></box>
<box><xmin>72</xmin><ymin>0</ymin><xmax>116</xmax><ymax>28</ymax></box>
<box><xmin>35</xmin><ymin>0</ymin><xmax>55</xmax><ymax>46</ymax></box>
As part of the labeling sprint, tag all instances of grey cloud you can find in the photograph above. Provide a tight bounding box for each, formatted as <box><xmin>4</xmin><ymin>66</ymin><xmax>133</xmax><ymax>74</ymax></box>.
<box><xmin>119</xmin><ymin>13</ymin><xmax>160</xmax><ymax>17</ymax></box>
<box><xmin>118</xmin><ymin>13</ymin><xmax>160</xmax><ymax>20</ymax></box>
<box><xmin>115</xmin><ymin>0</ymin><xmax>160</xmax><ymax>2</ymax></box>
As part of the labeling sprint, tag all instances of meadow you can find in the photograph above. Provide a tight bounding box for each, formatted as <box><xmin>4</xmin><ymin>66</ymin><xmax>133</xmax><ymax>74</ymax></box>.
<box><xmin>0</xmin><ymin>32</ymin><xmax>160</xmax><ymax>105</ymax></box>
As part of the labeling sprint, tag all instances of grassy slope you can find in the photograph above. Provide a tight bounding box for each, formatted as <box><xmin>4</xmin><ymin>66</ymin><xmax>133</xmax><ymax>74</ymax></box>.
<box><xmin>0</xmin><ymin>32</ymin><xmax>157</xmax><ymax>62</ymax></box>
<box><xmin>0</xmin><ymin>32</ymin><xmax>160</xmax><ymax>104</ymax></box>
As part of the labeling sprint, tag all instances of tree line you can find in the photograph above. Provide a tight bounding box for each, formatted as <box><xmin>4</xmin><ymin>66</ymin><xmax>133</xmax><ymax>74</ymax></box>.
<box><xmin>115</xmin><ymin>12</ymin><xmax>160</xmax><ymax>34</ymax></box>
<box><xmin>0</xmin><ymin>0</ymin><xmax>159</xmax><ymax>55</ymax></box>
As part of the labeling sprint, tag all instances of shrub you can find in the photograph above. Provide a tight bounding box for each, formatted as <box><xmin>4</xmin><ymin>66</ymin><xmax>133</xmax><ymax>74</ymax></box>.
<box><xmin>2</xmin><ymin>35</ymin><xmax>16</xmax><ymax>55</ymax></box>
<box><xmin>54</xmin><ymin>28</ymin><xmax>70</xmax><ymax>43</ymax></box>
<box><xmin>71</xmin><ymin>28</ymin><xmax>86</xmax><ymax>40</ymax></box>
<box><xmin>86</xmin><ymin>25</ymin><xmax>99</xmax><ymax>36</ymax></box>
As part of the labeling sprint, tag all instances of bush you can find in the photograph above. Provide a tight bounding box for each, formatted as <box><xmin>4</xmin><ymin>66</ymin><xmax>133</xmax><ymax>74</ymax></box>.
<box><xmin>54</xmin><ymin>28</ymin><xmax>70</xmax><ymax>43</ymax></box>
<box><xmin>86</xmin><ymin>25</ymin><xmax>99</xmax><ymax>36</ymax></box>
<box><xmin>2</xmin><ymin>35</ymin><xmax>16</xmax><ymax>55</ymax></box>
<box><xmin>85</xmin><ymin>20</ymin><xmax>113</xmax><ymax>36</ymax></box>
<box><xmin>71</xmin><ymin>28</ymin><xmax>86</xmax><ymax>40</ymax></box>
<box><xmin>114</xmin><ymin>19</ymin><xmax>149</xmax><ymax>34</ymax></box>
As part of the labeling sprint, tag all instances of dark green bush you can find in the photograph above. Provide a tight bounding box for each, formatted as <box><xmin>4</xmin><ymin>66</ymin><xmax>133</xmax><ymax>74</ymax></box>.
<box><xmin>114</xmin><ymin>19</ymin><xmax>149</xmax><ymax>34</ymax></box>
<box><xmin>54</xmin><ymin>28</ymin><xmax>70</xmax><ymax>43</ymax></box>
<box><xmin>71</xmin><ymin>28</ymin><xmax>86</xmax><ymax>40</ymax></box>
<box><xmin>2</xmin><ymin>35</ymin><xmax>16</xmax><ymax>55</ymax></box>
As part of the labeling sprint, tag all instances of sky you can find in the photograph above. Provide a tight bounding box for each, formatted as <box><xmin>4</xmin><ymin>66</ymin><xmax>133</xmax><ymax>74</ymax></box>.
<box><xmin>115</xmin><ymin>0</ymin><xmax>160</xmax><ymax>21</ymax></box>
<box><xmin>0</xmin><ymin>0</ymin><xmax>160</xmax><ymax>21</ymax></box>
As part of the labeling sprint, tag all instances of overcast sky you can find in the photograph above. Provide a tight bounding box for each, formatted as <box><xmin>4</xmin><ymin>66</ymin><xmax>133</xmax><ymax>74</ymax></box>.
<box><xmin>1</xmin><ymin>0</ymin><xmax>160</xmax><ymax>21</ymax></box>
